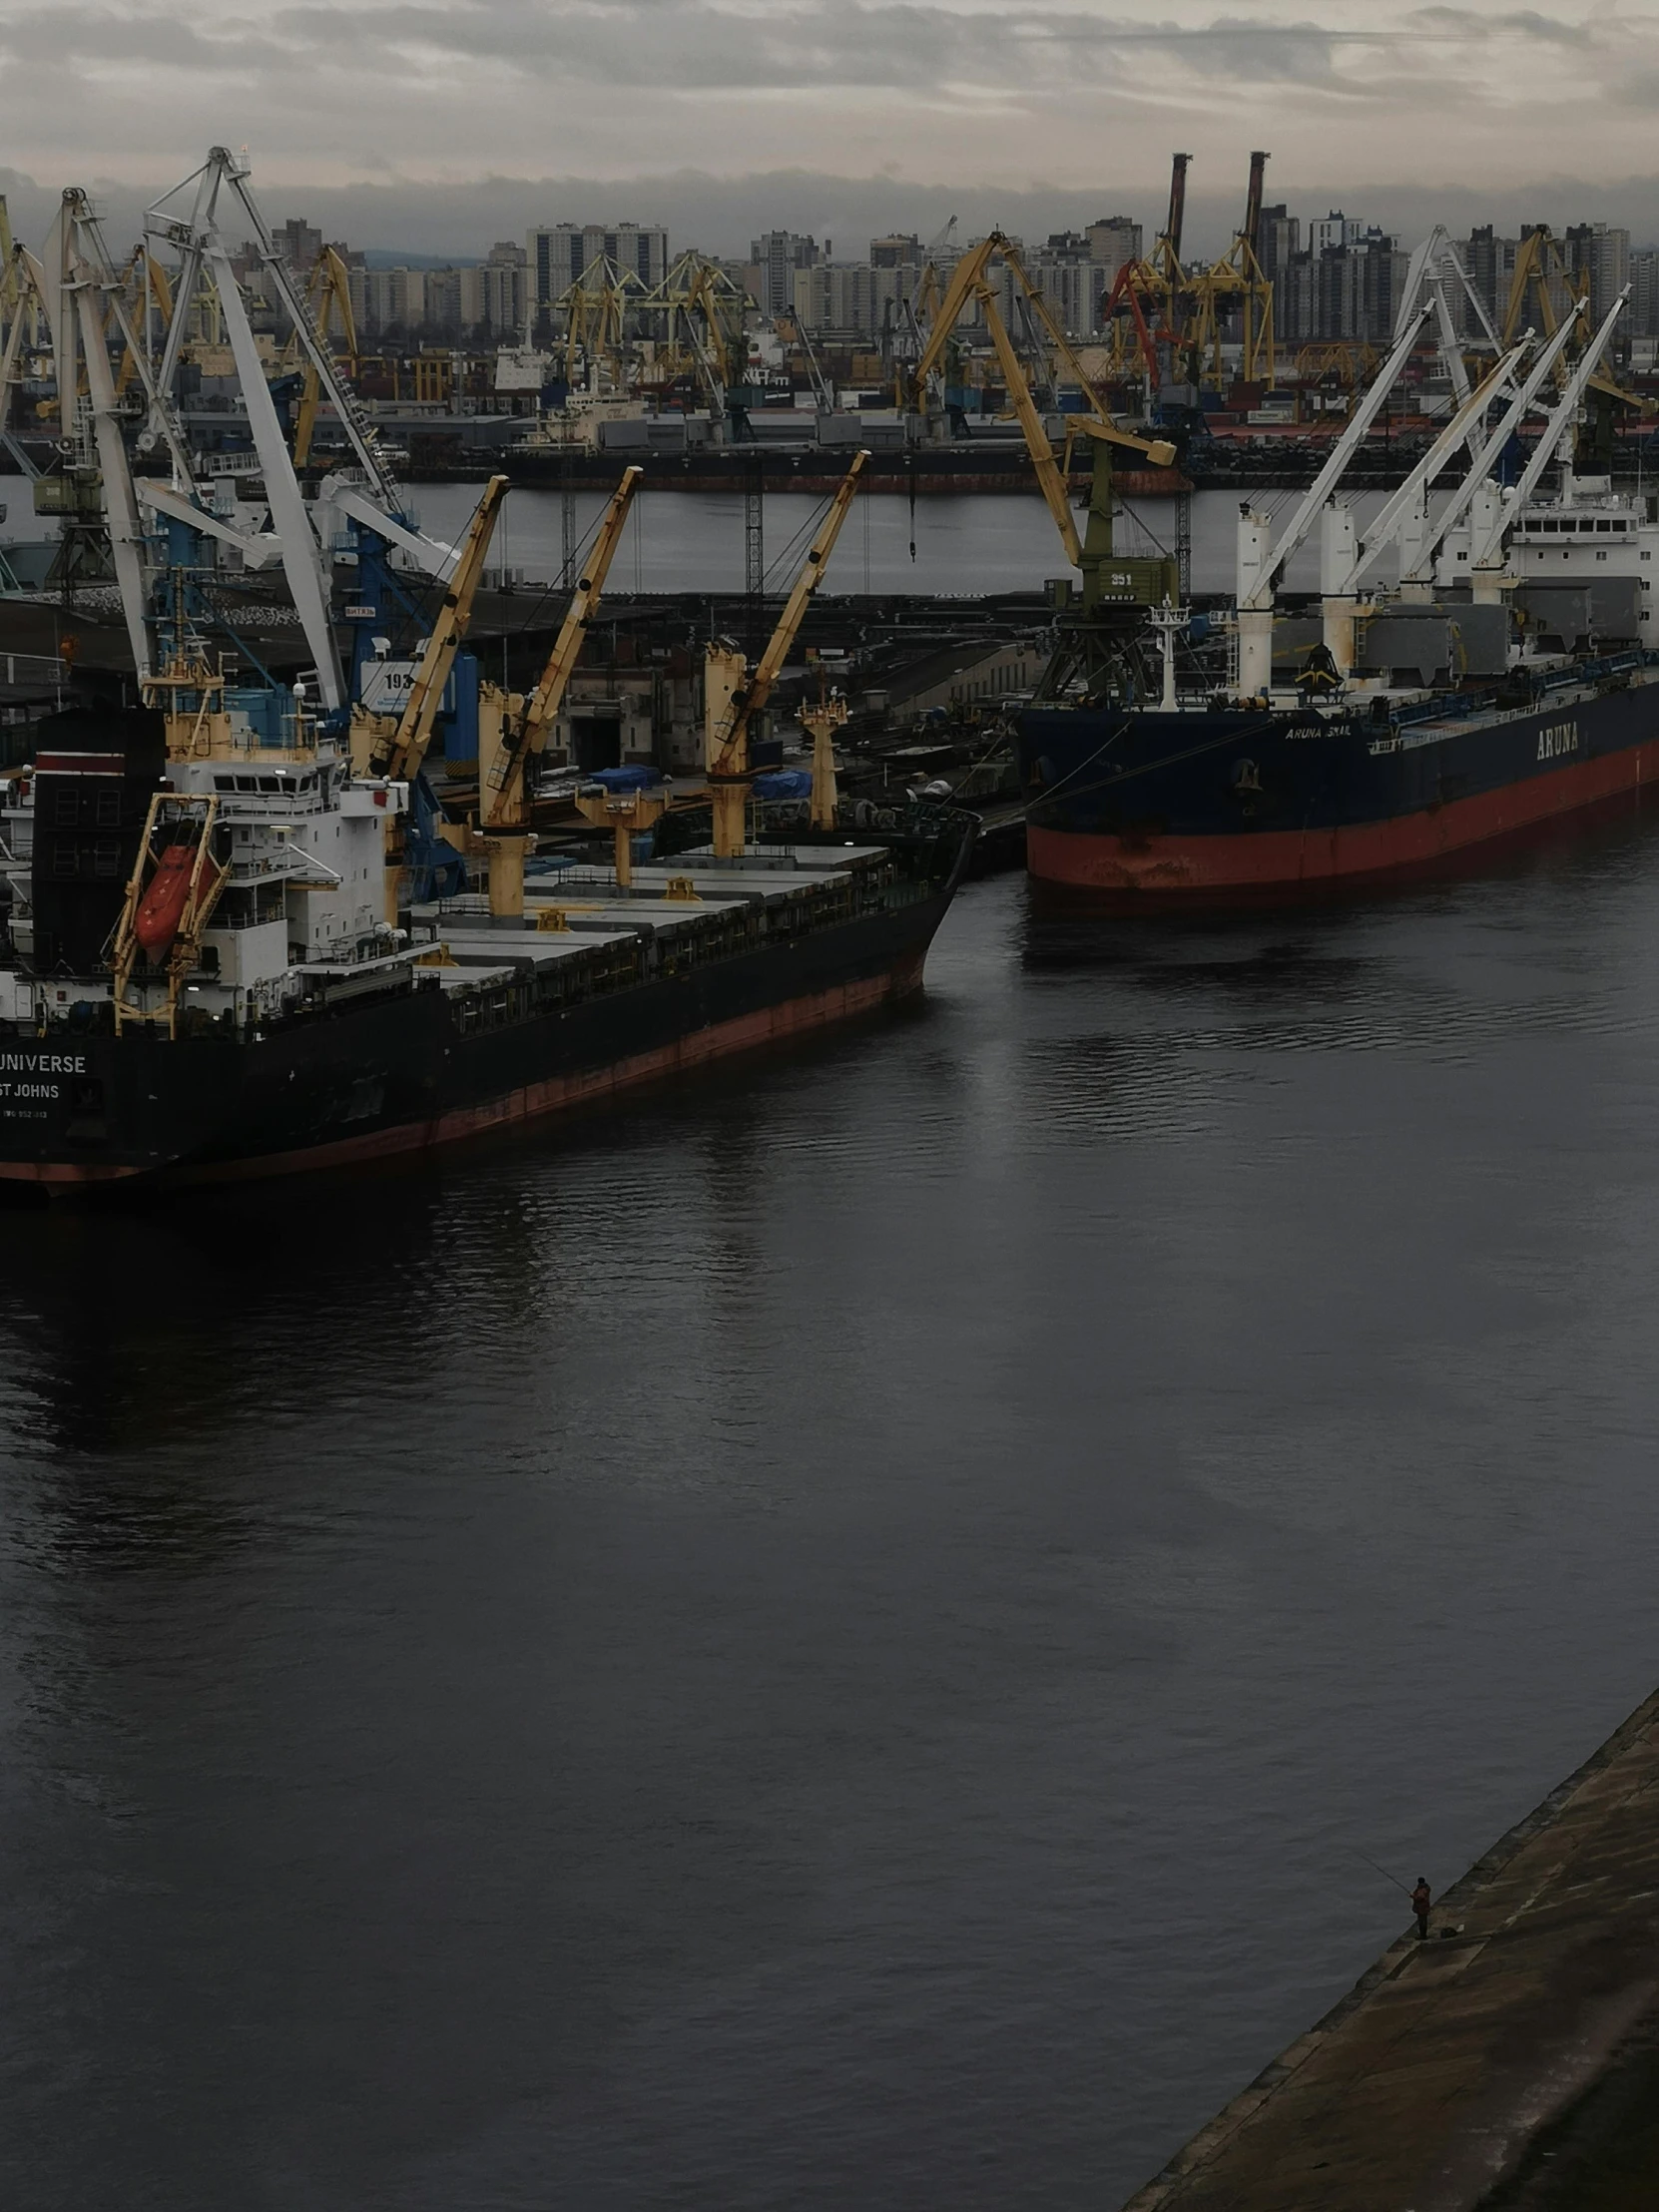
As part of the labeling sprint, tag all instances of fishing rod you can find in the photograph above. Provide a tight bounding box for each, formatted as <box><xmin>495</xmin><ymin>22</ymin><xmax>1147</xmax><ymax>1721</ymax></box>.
<box><xmin>1355</xmin><ymin>1849</ymin><xmax>1413</xmax><ymax>1898</ymax></box>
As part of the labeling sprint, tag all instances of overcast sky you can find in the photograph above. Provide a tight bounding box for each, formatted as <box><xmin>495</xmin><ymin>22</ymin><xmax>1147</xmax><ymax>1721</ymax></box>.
<box><xmin>3</xmin><ymin>0</ymin><xmax>1658</xmax><ymax>256</ymax></box>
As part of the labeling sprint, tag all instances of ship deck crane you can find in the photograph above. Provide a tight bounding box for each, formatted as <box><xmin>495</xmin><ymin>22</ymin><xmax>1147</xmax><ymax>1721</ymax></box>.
<box><xmin>354</xmin><ymin>474</ymin><xmax>509</xmax><ymax>785</ymax></box>
<box><xmin>1234</xmin><ymin>300</ymin><xmax>1432</xmax><ymax>692</ymax></box>
<box><xmin>477</xmin><ymin>465</ymin><xmax>644</xmax><ymax>906</ymax></box>
<box><xmin>1394</xmin><ymin>304</ymin><xmax>1587</xmax><ymax>597</ymax></box>
<box><xmin>1466</xmin><ymin>290</ymin><xmax>1629</xmax><ymax>584</ymax></box>
<box><xmin>704</xmin><ymin>451</ymin><xmax>868</xmax><ymax>858</ymax></box>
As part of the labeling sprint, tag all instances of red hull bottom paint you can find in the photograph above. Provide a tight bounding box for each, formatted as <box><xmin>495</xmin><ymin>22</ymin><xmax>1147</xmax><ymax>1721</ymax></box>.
<box><xmin>1027</xmin><ymin>740</ymin><xmax>1659</xmax><ymax>896</ymax></box>
<box><xmin>1</xmin><ymin>955</ymin><xmax>926</xmax><ymax>1191</ymax></box>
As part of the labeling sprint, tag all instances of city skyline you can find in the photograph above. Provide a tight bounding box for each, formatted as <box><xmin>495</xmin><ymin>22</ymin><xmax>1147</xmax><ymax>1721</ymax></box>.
<box><xmin>9</xmin><ymin>161</ymin><xmax>1659</xmax><ymax>273</ymax></box>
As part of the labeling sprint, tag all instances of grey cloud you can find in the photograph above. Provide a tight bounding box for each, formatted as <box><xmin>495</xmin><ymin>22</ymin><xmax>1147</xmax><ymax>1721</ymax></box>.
<box><xmin>0</xmin><ymin>0</ymin><xmax>1609</xmax><ymax>100</ymax></box>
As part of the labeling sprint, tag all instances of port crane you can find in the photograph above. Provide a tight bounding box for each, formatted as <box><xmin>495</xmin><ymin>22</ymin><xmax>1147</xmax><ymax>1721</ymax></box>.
<box><xmin>1100</xmin><ymin>153</ymin><xmax>1199</xmax><ymax>398</ymax></box>
<box><xmin>556</xmin><ymin>255</ymin><xmax>646</xmax><ymax>393</ymax></box>
<box><xmin>908</xmin><ymin>233</ymin><xmax>1179</xmax><ymax>695</ymax></box>
<box><xmin>638</xmin><ymin>251</ymin><xmax>749</xmax><ymax>431</ymax></box>
<box><xmin>1186</xmin><ymin>151</ymin><xmax>1276</xmax><ymax>389</ymax></box>
<box><xmin>908</xmin><ymin>232</ymin><xmax>1174</xmax><ymax>570</ymax></box>
<box><xmin>704</xmin><ymin>450</ymin><xmax>868</xmax><ymax>858</ymax></box>
<box><xmin>285</xmin><ymin>247</ymin><xmax>360</xmax><ymax>469</ymax></box>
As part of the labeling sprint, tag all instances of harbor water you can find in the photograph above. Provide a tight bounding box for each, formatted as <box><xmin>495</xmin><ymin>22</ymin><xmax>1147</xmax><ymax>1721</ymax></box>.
<box><xmin>9</xmin><ymin>809</ymin><xmax>1659</xmax><ymax>2205</ymax></box>
<box><xmin>402</xmin><ymin>482</ymin><xmax>1413</xmax><ymax>599</ymax></box>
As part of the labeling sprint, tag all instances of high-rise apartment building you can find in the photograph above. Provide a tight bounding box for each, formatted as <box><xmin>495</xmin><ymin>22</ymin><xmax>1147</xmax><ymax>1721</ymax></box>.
<box><xmin>1309</xmin><ymin>211</ymin><xmax>1364</xmax><ymax>260</ymax></box>
<box><xmin>276</xmin><ymin>218</ymin><xmax>323</xmax><ymax>269</ymax></box>
<box><xmin>752</xmin><ymin>232</ymin><xmax>820</xmax><ymax>316</ymax></box>
<box><xmin>1565</xmin><ymin>223</ymin><xmax>1631</xmax><ymax>325</ymax></box>
<box><xmin>1257</xmin><ymin>206</ymin><xmax>1300</xmax><ymax>290</ymax></box>
<box><xmin>1631</xmin><ymin>248</ymin><xmax>1659</xmax><ymax>337</ymax></box>
<box><xmin>1085</xmin><ymin>217</ymin><xmax>1141</xmax><ymax>287</ymax></box>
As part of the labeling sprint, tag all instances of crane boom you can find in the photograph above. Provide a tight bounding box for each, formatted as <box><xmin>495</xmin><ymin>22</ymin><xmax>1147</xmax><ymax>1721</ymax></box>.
<box><xmin>704</xmin><ymin>452</ymin><xmax>867</xmax><ymax>859</ymax></box>
<box><xmin>481</xmin><ymin>464</ymin><xmax>643</xmax><ymax>829</ymax></box>
<box><xmin>369</xmin><ymin>474</ymin><xmax>508</xmax><ymax>782</ymax></box>
<box><xmin>1164</xmin><ymin>155</ymin><xmax>1191</xmax><ymax>267</ymax></box>
<box><xmin>741</xmin><ymin>449</ymin><xmax>866</xmax><ymax>725</ymax></box>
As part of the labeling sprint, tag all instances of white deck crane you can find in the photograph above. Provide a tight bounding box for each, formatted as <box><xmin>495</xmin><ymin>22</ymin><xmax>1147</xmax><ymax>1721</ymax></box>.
<box><xmin>1398</xmin><ymin>303</ymin><xmax>1590</xmax><ymax>598</ymax></box>
<box><xmin>1337</xmin><ymin>344</ymin><xmax>1528</xmax><ymax>603</ymax></box>
<box><xmin>1234</xmin><ymin>301</ymin><xmax>1432</xmax><ymax>695</ymax></box>
<box><xmin>1465</xmin><ymin>290</ymin><xmax>1630</xmax><ymax>591</ymax></box>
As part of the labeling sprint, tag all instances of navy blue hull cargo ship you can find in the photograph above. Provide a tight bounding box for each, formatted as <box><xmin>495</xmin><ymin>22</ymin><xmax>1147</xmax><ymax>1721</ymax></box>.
<box><xmin>1020</xmin><ymin>657</ymin><xmax>1658</xmax><ymax>896</ymax></box>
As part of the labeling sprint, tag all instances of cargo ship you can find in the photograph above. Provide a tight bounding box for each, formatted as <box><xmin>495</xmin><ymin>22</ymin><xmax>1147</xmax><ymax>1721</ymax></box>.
<box><xmin>0</xmin><ymin>707</ymin><xmax>969</xmax><ymax>1191</ymax></box>
<box><xmin>1015</xmin><ymin>257</ymin><xmax>1659</xmax><ymax>898</ymax></box>
<box><xmin>0</xmin><ymin>154</ymin><xmax>971</xmax><ymax>1195</ymax></box>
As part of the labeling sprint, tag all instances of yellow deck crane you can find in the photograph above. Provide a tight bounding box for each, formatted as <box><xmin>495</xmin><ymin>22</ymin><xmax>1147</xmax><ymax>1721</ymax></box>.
<box><xmin>346</xmin><ymin>475</ymin><xmax>508</xmax><ymax>914</ymax></box>
<box><xmin>352</xmin><ymin>475</ymin><xmax>510</xmax><ymax>785</ymax></box>
<box><xmin>703</xmin><ymin>451</ymin><xmax>868</xmax><ymax>859</ymax></box>
<box><xmin>472</xmin><ymin>465</ymin><xmax>644</xmax><ymax>909</ymax></box>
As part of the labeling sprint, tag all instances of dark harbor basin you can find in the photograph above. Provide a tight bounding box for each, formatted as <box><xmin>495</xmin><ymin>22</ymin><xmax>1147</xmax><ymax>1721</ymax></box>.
<box><xmin>8</xmin><ymin>808</ymin><xmax>1659</xmax><ymax>2206</ymax></box>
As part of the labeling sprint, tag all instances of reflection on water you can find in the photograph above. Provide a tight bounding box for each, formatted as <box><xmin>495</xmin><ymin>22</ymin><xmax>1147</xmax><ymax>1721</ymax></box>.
<box><xmin>9</xmin><ymin>802</ymin><xmax>1659</xmax><ymax>2205</ymax></box>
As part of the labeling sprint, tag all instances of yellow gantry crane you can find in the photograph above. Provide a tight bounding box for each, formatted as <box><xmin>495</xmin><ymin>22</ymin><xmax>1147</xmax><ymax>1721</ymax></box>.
<box><xmin>1187</xmin><ymin>151</ymin><xmax>1276</xmax><ymax>389</ymax></box>
<box><xmin>638</xmin><ymin>250</ymin><xmax>750</xmax><ymax>420</ymax></box>
<box><xmin>703</xmin><ymin>450</ymin><xmax>867</xmax><ymax>859</ymax></box>
<box><xmin>556</xmin><ymin>255</ymin><xmax>644</xmax><ymax>391</ymax></box>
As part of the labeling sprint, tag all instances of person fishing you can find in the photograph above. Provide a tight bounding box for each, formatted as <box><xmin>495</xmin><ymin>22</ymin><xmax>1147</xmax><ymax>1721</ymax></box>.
<box><xmin>1411</xmin><ymin>1877</ymin><xmax>1431</xmax><ymax>1939</ymax></box>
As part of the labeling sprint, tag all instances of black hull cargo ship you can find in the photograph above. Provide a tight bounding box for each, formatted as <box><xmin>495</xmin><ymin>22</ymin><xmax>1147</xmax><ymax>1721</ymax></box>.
<box><xmin>0</xmin><ymin>710</ymin><xmax>972</xmax><ymax>1194</ymax></box>
<box><xmin>0</xmin><ymin>875</ymin><xmax>963</xmax><ymax>1190</ymax></box>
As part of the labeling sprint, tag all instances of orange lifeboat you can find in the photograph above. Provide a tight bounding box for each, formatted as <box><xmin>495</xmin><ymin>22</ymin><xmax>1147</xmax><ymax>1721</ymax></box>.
<box><xmin>134</xmin><ymin>843</ymin><xmax>205</xmax><ymax>959</ymax></box>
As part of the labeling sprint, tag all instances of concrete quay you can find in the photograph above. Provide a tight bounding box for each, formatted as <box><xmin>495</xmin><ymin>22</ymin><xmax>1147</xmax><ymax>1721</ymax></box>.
<box><xmin>1124</xmin><ymin>1687</ymin><xmax>1659</xmax><ymax>2211</ymax></box>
